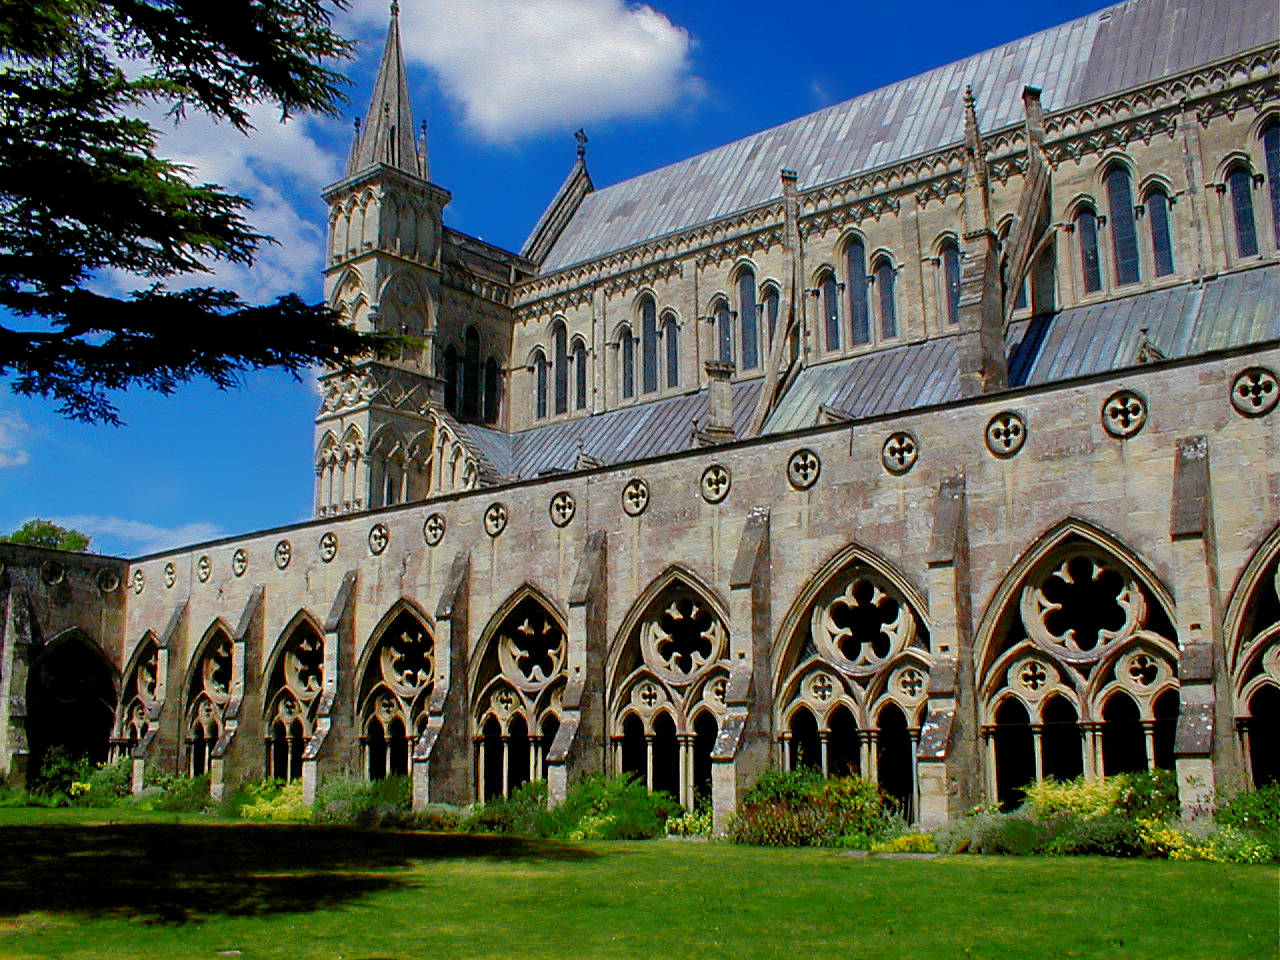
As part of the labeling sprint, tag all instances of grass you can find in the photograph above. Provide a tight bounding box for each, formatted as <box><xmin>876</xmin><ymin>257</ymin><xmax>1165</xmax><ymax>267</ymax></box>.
<box><xmin>0</xmin><ymin>809</ymin><xmax>1273</xmax><ymax>960</ymax></box>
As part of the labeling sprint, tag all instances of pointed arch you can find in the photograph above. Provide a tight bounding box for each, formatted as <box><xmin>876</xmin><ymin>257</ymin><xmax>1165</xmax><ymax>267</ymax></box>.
<box><xmin>27</xmin><ymin>629</ymin><xmax>119</xmax><ymax>775</ymax></box>
<box><xmin>357</xmin><ymin>598</ymin><xmax>435</xmax><ymax>780</ymax></box>
<box><xmin>1223</xmin><ymin>522</ymin><xmax>1280</xmax><ymax>786</ymax></box>
<box><xmin>468</xmin><ymin>582</ymin><xmax>569</xmax><ymax>700</ymax></box>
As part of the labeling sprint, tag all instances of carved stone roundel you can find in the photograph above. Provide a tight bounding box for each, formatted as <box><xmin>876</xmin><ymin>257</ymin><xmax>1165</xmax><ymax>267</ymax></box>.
<box><xmin>881</xmin><ymin>432</ymin><xmax>919</xmax><ymax>474</ymax></box>
<box><xmin>787</xmin><ymin>448</ymin><xmax>821</xmax><ymax>489</ymax></box>
<box><xmin>131</xmin><ymin>568</ymin><xmax>145</xmax><ymax>595</ymax></box>
<box><xmin>701</xmin><ymin>464</ymin><xmax>731</xmax><ymax>503</ymax></box>
<box><xmin>484</xmin><ymin>502</ymin><xmax>509</xmax><ymax>537</ymax></box>
<box><xmin>986</xmin><ymin>411</ymin><xmax>1027</xmax><ymax>457</ymax></box>
<box><xmin>622</xmin><ymin>478</ymin><xmax>650</xmax><ymax>516</ymax></box>
<box><xmin>1230</xmin><ymin>366</ymin><xmax>1278</xmax><ymax>417</ymax></box>
<box><xmin>163</xmin><ymin>562</ymin><xmax>176</xmax><ymax>589</ymax></box>
<box><xmin>97</xmin><ymin>568</ymin><xmax>120</xmax><ymax>594</ymax></box>
<box><xmin>1102</xmin><ymin>390</ymin><xmax>1147</xmax><ymax>438</ymax></box>
<box><xmin>275</xmin><ymin>540</ymin><xmax>292</xmax><ymax>570</ymax></box>
<box><xmin>549</xmin><ymin>491</ymin><xmax>576</xmax><ymax>527</ymax></box>
<box><xmin>368</xmin><ymin>523</ymin><xmax>390</xmax><ymax>555</ymax></box>
<box><xmin>319</xmin><ymin>532</ymin><xmax>338</xmax><ymax>563</ymax></box>
<box><xmin>196</xmin><ymin>555</ymin><xmax>212</xmax><ymax>582</ymax></box>
<box><xmin>1019</xmin><ymin>549</ymin><xmax>1147</xmax><ymax>664</ymax></box>
<box><xmin>423</xmin><ymin>513</ymin><xmax>446</xmax><ymax>546</ymax></box>
<box><xmin>231</xmin><ymin>548</ymin><xmax>248</xmax><ymax>577</ymax></box>
<box><xmin>40</xmin><ymin>561</ymin><xmax>65</xmax><ymax>586</ymax></box>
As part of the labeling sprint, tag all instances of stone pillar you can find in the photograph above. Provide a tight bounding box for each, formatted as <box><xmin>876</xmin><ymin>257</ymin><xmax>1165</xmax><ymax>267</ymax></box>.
<box><xmin>303</xmin><ymin>570</ymin><xmax>355</xmax><ymax>805</ymax></box>
<box><xmin>695</xmin><ymin>360</ymin><xmax>737</xmax><ymax>446</ymax></box>
<box><xmin>413</xmin><ymin>552</ymin><xmax>470</xmax><ymax>808</ymax></box>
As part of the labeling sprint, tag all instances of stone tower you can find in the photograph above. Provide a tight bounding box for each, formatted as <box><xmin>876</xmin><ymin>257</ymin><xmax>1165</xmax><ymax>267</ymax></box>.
<box><xmin>314</xmin><ymin>4</ymin><xmax>452</xmax><ymax>516</ymax></box>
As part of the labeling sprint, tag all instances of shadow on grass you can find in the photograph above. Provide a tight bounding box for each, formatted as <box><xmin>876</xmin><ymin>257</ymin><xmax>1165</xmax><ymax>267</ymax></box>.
<box><xmin>0</xmin><ymin>823</ymin><xmax>596</xmax><ymax>923</ymax></box>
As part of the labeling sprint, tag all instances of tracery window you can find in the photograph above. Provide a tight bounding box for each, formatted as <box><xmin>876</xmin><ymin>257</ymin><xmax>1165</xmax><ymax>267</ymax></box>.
<box><xmin>572</xmin><ymin>339</ymin><xmax>588</xmax><ymax>410</ymax></box>
<box><xmin>1263</xmin><ymin>120</ymin><xmax>1280</xmax><ymax>250</ymax></box>
<box><xmin>737</xmin><ymin>267</ymin><xmax>759</xmax><ymax>371</ymax></box>
<box><xmin>552</xmin><ymin>320</ymin><xmax>569</xmax><ymax>415</ymax></box>
<box><xmin>872</xmin><ymin>256</ymin><xmax>897</xmax><ymax>339</ymax></box>
<box><xmin>661</xmin><ymin>313</ymin><xmax>680</xmax><ymax>389</ymax></box>
<box><xmin>846</xmin><ymin>237</ymin><xmax>870</xmax><ymax>345</ymax></box>
<box><xmin>463</xmin><ymin>327</ymin><xmax>481</xmax><ymax>417</ymax></box>
<box><xmin>1228</xmin><ymin>542</ymin><xmax>1280</xmax><ymax>787</ymax></box>
<box><xmin>1145</xmin><ymin>187</ymin><xmax>1175</xmax><ymax>278</ymax></box>
<box><xmin>114</xmin><ymin>637</ymin><xmax>159</xmax><ymax>759</ymax></box>
<box><xmin>186</xmin><ymin>626</ymin><xmax>234</xmax><ymax>777</ymax></box>
<box><xmin>1075</xmin><ymin>205</ymin><xmax>1103</xmax><ymax>293</ymax></box>
<box><xmin>939</xmin><ymin>238</ymin><xmax>962</xmax><ymax>324</ymax></box>
<box><xmin>1104</xmin><ymin>165</ymin><xmax>1141</xmax><ymax>286</ymax></box>
<box><xmin>264</xmin><ymin>618</ymin><xmax>324</xmax><ymax>782</ymax></box>
<box><xmin>818</xmin><ymin>270</ymin><xmax>840</xmax><ymax>351</ymax></box>
<box><xmin>774</xmin><ymin>556</ymin><xmax>931</xmax><ymax>819</ymax></box>
<box><xmin>639</xmin><ymin>295</ymin><xmax>658</xmax><ymax>394</ymax></box>
<box><xmin>617</xmin><ymin>324</ymin><xmax>635</xmax><ymax>399</ymax></box>
<box><xmin>979</xmin><ymin>538</ymin><xmax>1180</xmax><ymax>809</ymax></box>
<box><xmin>359</xmin><ymin>607</ymin><xmax>434</xmax><ymax>780</ymax></box>
<box><xmin>531</xmin><ymin>348</ymin><xmax>549</xmax><ymax>419</ymax></box>
<box><xmin>473</xmin><ymin>594</ymin><xmax>568</xmax><ymax>799</ymax></box>
<box><xmin>609</xmin><ymin>575</ymin><xmax>730</xmax><ymax>809</ymax></box>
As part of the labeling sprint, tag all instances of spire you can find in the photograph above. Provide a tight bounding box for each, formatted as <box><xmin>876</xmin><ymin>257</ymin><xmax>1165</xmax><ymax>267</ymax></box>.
<box><xmin>348</xmin><ymin>2</ymin><xmax>424</xmax><ymax>178</ymax></box>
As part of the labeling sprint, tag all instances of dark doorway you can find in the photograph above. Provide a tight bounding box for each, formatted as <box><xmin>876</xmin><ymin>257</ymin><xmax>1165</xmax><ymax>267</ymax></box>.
<box><xmin>651</xmin><ymin>712</ymin><xmax>679</xmax><ymax>798</ymax></box>
<box><xmin>366</xmin><ymin>720</ymin><xmax>386</xmax><ymax>781</ymax></box>
<box><xmin>1101</xmin><ymin>692</ymin><xmax>1147</xmax><ymax>775</ymax></box>
<box><xmin>1248</xmin><ymin>685</ymin><xmax>1280</xmax><ymax>787</ymax></box>
<box><xmin>620</xmin><ymin>713</ymin><xmax>646</xmax><ymax>785</ymax></box>
<box><xmin>506</xmin><ymin>715</ymin><xmax>530</xmax><ymax>794</ymax></box>
<box><xmin>877</xmin><ymin>702</ymin><xmax>914</xmax><ymax>819</ymax></box>
<box><xmin>540</xmin><ymin>714</ymin><xmax>560</xmax><ymax>781</ymax></box>
<box><xmin>828</xmin><ymin>705</ymin><xmax>860</xmax><ymax>777</ymax></box>
<box><xmin>26</xmin><ymin>637</ymin><xmax>116</xmax><ymax>781</ymax></box>
<box><xmin>388</xmin><ymin>717</ymin><xmax>409</xmax><ymax>777</ymax></box>
<box><xmin>481</xmin><ymin>717</ymin><xmax>503</xmax><ymax>800</ymax></box>
<box><xmin>692</xmin><ymin>712</ymin><xmax>718</xmax><ymax>805</ymax></box>
<box><xmin>994</xmin><ymin>698</ymin><xmax>1034</xmax><ymax>810</ymax></box>
<box><xmin>788</xmin><ymin>707</ymin><xmax>821</xmax><ymax>771</ymax></box>
<box><xmin>1041</xmin><ymin>696</ymin><xmax>1084</xmax><ymax>781</ymax></box>
<box><xmin>271</xmin><ymin>722</ymin><xmax>289</xmax><ymax>779</ymax></box>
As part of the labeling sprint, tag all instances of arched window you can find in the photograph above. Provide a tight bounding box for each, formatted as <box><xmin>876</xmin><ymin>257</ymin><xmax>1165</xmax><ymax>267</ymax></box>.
<box><xmin>618</xmin><ymin>324</ymin><xmax>635</xmax><ymax>399</ymax></box>
<box><xmin>1105</xmin><ymin>165</ymin><xmax>1141</xmax><ymax>285</ymax></box>
<box><xmin>737</xmin><ymin>268</ymin><xmax>759</xmax><ymax>370</ymax></box>
<box><xmin>639</xmin><ymin>295</ymin><xmax>658</xmax><ymax>394</ymax></box>
<box><xmin>573</xmin><ymin>339</ymin><xmax>588</xmax><ymax>410</ymax></box>
<box><xmin>819</xmin><ymin>271</ymin><xmax>840</xmax><ymax>351</ymax></box>
<box><xmin>1263</xmin><ymin>120</ymin><xmax>1280</xmax><ymax>250</ymax></box>
<box><xmin>873</xmin><ymin>257</ymin><xmax>897</xmax><ymax>339</ymax></box>
<box><xmin>1075</xmin><ymin>205</ymin><xmax>1103</xmax><ymax>293</ymax></box>
<box><xmin>940</xmin><ymin>239</ymin><xmax>962</xmax><ymax>324</ymax></box>
<box><xmin>482</xmin><ymin>357</ymin><xmax>499</xmax><ymax>422</ymax></box>
<box><xmin>442</xmin><ymin>344</ymin><xmax>459</xmax><ymax>412</ymax></box>
<box><xmin>846</xmin><ymin>237</ymin><xmax>870</xmax><ymax>345</ymax></box>
<box><xmin>532</xmin><ymin>349</ymin><xmax>548</xmax><ymax>419</ymax></box>
<box><xmin>1146</xmin><ymin>188</ymin><xmax>1175</xmax><ymax>278</ymax></box>
<box><xmin>1228</xmin><ymin>164</ymin><xmax>1259</xmax><ymax>258</ymax></box>
<box><xmin>714</xmin><ymin>299</ymin><xmax>733</xmax><ymax>364</ymax></box>
<box><xmin>762</xmin><ymin>285</ymin><xmax>780</xmax><ymax>356</ymax></box>
<box><xmin>662</xmin><ymin>313</ymin><xmax>680</xmax><ymax>388</ymax></box>
<box><xmin>463</xmin><ymin>327</ymin><xmax>481</xmax><ymax>417</ymax></box>
<box><xmin>552</xmin><ymin>320</ymin><xmax>568</xmax><ymax>415</ymax></box>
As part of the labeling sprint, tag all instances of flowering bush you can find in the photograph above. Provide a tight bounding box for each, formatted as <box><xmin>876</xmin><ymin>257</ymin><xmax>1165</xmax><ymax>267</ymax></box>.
<box><xmin>1138</xmin><ymin>819</ymin><xmax>1275</xmax><ymax>864</ymax></box>
<box><xmin>240</xmin><ymin>780</ymin><xmax>310</xmax><ymax>822</ymax></box>
<box><xmin>666</xmin><ymin>807</ymin><xmax>713</xmax><ymax>837</ymax></box>
<box><xmin>871</xmin><ymin>833</ymin><xmax>937</xmax><ymax>853</ymax></box>
<box><xmin>730</xmin><ymin>770</ymin><xmax>895</xmax><ymax>847</ymax></box>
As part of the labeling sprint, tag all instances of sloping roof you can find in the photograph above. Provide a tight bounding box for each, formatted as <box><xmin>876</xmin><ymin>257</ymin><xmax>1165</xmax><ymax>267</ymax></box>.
<box><xmin>764</xmin><ymin>264</ymin><xmax>1280</xmax><ymax>434</ymax></box>
<box><xmin>538</xmin><ymin>0</ymin><xmax>1277</xmax><ymax>272</ymax></box>
<box><xmin>350</xmin><ymin>7</ymin><xmax>423</xmax><ymax>178</ymax></box>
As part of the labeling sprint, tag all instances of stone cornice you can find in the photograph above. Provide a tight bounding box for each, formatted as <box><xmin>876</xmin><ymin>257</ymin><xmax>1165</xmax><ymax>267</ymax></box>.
<box><xmin>512</xmin><ymin>43</ymin><xmax>1278</xmax><ymax>316</ymax></box>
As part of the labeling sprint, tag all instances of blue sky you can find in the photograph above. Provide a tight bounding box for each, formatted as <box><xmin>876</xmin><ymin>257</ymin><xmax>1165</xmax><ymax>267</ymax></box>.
<box><xmin>0</xmin><ymin>0</ymin><xmax>1107</xmax><ymax>556</ymax></box>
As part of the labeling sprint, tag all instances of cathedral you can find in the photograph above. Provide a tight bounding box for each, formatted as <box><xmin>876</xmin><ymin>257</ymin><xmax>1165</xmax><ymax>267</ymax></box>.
<box><xmin>1</xmin><ymin>0</ymin><xmax>1277</xmax><ymax>832</ymax></box>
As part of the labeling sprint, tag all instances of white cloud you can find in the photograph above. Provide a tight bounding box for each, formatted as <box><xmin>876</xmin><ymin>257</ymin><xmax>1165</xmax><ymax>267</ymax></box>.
<box><xmin>0</xmin><ymin>412</ymin><xmax>31</xmax><ymax>468</ymax></box>
<box><xmin>347</xmin><ymin>0</ymin><xmax>704</xmax><ymax>142</ymax></box>
<box><xmin>54</xmin><ymin>515</ymin><xmax>225</xmax><ymax>557</ymax></box>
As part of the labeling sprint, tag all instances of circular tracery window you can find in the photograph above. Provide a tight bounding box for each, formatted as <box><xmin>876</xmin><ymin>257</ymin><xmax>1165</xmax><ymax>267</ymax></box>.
<box><xmin>810</xmin><ymin>571</ymin><xmax>916</xmax><ymax>677</ymax></box>
<box><xmin>1018</xmin><ymin>549</ymin><xmax>1147</xmax><ymax>664</ymax></box>
<box><xmin>639</xmin><ymin>591</ymin><xmax>727</xmax><ymax>685</ymax></box>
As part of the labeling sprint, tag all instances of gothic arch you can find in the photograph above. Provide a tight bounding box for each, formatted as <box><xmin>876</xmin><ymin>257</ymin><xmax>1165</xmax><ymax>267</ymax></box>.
<box><xmin>27</xmin><ymin>629</ymin><xmax>119</xmax><ymax>776</ymax></box>
<box><xmin>183</xmin><ymin>620</ymin><xmax>236</xmax><ymax>776</ymax></box>
<box><xmin>261</xmin><ymin>610</ymin><xmax>325</xmax><ymax>691</ymax></box>
<box><xmin>113</xmin><ymin>631</ymin><xmax>160</xmax><ymax>757</ymax></box>
<box><xmin>354</xmin><ymin>598</ymin><xmax>436</xmax><ymax>692</ymax></box>
<box><xmin>468</xmin><ymin>583</ymin><xmax>569</xmax><ymax>699</ymax></box>
<box><xmin>262</xmin><ymin>610</ymin><xmax>326</xmax><ymax>781</ymax></box>
<box><xmin>1223</xmin><ymin>522</ymin><xmax>1280</xmax><ymax>786</ymax></box>
<box><xmin>356</xmin><ymin>599</ymin><xmax>436</xmax><ymax>780</ymax></box>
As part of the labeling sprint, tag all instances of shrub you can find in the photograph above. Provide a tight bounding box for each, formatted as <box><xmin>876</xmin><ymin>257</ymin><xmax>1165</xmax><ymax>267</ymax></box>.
<box><xmin>871</xmin><ymin>833</ymin><xmax>937</xmax><ymax>854</ymax></box>
<box><xmin>31</xmin><ymin>746</ymin><xmax>93</xmax><ymax>801</ymax></box>
<box><xmin>1114</xmin><ymin>769</ymin><xmax>1179</xmax><ymax>821</ymax></box>
<box><xmin>731</xmin><ymin>770</ymin><xmax>895</xmax><ymax>847</ymax></box>
<box><xmin>75</xmin><ymin>758</ymin><xmax>133</xmax><ymax>808</ymax></box>
<box><xmin>1023</xmin><ymin>776</ymin><xmax>1122</xmax><ymax>821</ymax></box>
<box><xmin>555</xmin><ymin>775</ymin><xmax>677</xmax><ymax>841</ymax></box>
<box><xmin>1215</xmin><ymin>784</ymin><xmax>1280</xmax><ymax>858</ymax></box>
<box><xmin>666</xmin><ymin>807</ymin><xmax>713</xmax><ymax>837</ymax></box>
<box><xmin>142</xmin><ymin>774</ymin><xmax>211</xmax><ymax>812</ymax></box>
<box><xmin>312</xmin><ymin>774</ymin><xmax>412</xmax><ymax>826</ymax></box>
<box><xmin>1046</xmin><ymin>812</ymin><xmax>1146</xmax><ymax>857</ymax></box>
<box><xmin>742</xmin><ymin>767</ymin><xmax>824</xmax><ymax>807</ymax></box>
<box><xmin>240</xmin><ymin>780</ymin><xmax>310</xmax><ymax>822</ymax></box>
<box><xmin>936</xmin><ymin>810</ymin><xmax>1066</xmax><ymax>855</ymax></box>
<box><xmin>729</xmin><ymin>801</ymin><xmax>844</xmax><ymax>847</ymax></box>
<box><xmin>1139</xmin><ymin>819</ymin><xmax>1276</xmax><ymax>864</ymax></box>
<box><xmin>460</xmin><ymin>780</ymin><xmax>552</xmax><ymax>836</ymax></box>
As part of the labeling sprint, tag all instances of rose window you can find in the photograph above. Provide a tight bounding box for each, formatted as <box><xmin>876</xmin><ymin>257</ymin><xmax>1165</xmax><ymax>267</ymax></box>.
<box><xmin>812</xmin><ymin>574</ymin><xmax>914</xmax><ymax>675</ymax></box>
<box><xmin>640</xmin><ymin>593</ymin><xmax>726</xmax><ymax>682</ymax></box>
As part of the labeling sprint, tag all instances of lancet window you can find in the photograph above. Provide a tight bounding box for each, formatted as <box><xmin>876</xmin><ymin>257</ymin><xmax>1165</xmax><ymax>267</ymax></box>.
<box><xmin>737</xmin><ymin>267</ymin><xmax>759</xmax><ymax>371</ymax></box>
<box><xmin>1264</xmin><ymin>119</ymin><xmax>1280</xmax><ymax>250</ymax></box>
<box><xmin>552</xmin><ymin>320</ymin><xmax>569</xmax><ymax>415</ymax></box>
<box><xmin>473</xmin><ymin>593</ymin><xmax>568</xmax><ymax>800</ymax></box>
<box><xmin>532</xmin><ymin>348</ymin><xmax>549</xmax><ymax>419</ymax></box>
<box><xmin>775</xmin><ymin>556</ymin><xmax>931</xmax><ymax>819</ymax></box>
<box><xmin>1075</xmin><ymin>204</ymin><xmax>1103</xmax><ymax>293</ymax></box>
<box><xmin>939</xmin><ymin>238</ymin><xmax>962</xmax><ymax>324</ymax></box>
<box><xmin>818</xmin><ymin>270</ymin><xmax>840</xmax><ymax>351</ymax></box>
<box><xmin>1104</xmin><ymin>164</ymin><xmax>1141</xmax><ymax>286</ymax></box>
<box><xmin>617</xmin><ymin>324</ymin><xmax>635</xmax><ymax>399</ymax></box>
<box><xmin>979</xmin><ymin>536</ymin><xmax>1180</xmax><ymax>809</ymax></box>
<box><xmin>264</xmin><ymin>618</ymin><xmax>324</xmax><ymax>782</ymax></box>
<box><xmin>639</xmin><ymin>295</ymin><xmax>659</xmax><ymax>394</ymax></box>
<box><xmin>845</xmin><ymin>237</ymin><xmax>870</xmax><ymax>345</ymax></box>
<box><xmin>1227</xmin><ymin>163</ymin><xmax>1259</xmax><ymax>259</ymax></box>
<box><xmin>609</xmin><ymin>575</ymin><xmax>730</xmax><ymax>810</ymax></box>
<box><xmin>1145</xmin><ymin>187</ymin><xmax>1175</xmax><ymax>277</ymax></box>
<box><xmin>872</xmin><ymin>256</ymin><xmax>897</xmax><ymax>339</ymax></box>
<box><xmin>358</xmin><ymin>607</ymin><xmax>434</xmax><ymax>780</ymax></box>
<box><xmin>573</xmin><ymin>339</ymin><xmax>588</xmax><ymax>409</ymax></box>
<box><xmin>186</xmin><ymin>626</ymin><xmax>235</xmax><ymax>777</ymax></box>
<box><xmin>661</xmin><ymin>312</ymin><xmax>680</xmax><ymax>389</ymax></box>
<box><xmin>113</xmin><ymin>637</ymin><xmax>159</xmax><ymax>760</ymax></box>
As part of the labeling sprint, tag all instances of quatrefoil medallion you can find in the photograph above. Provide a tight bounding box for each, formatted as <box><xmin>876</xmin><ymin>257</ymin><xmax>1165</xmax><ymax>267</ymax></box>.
<box><xmin>319</xmin><ymin>532</ymin><xmax>338</xmax><ymax>563</ymax></box>
<box><xmin>1102</xmin><ymin>390</ymin><xmax>1147</xmax><ymax>438</ymax></box>
<box><xmin>622</xmin><ymin>478</ymin><xmax>650</xmax><ymax>516</ymax></box>
<box><xmin>274</xmin><ymin>540</ymin><xmax>292</xmax><ymax>570</ymax></box>
<box><xmin>1230</xmin><ymin>366</ymin><xmax>1278</xmax><ymax>417</ymax></box>
<box><xmin>231</xmin><ymin>549</ymin><xmax>248</xmax><ymax>577</ymax></box>
<box><xmin>985</xmin><ymin>411</ymin><xmax>1027</xmax><ymax>457</ymax></box>
<box><xmin>881</xmin><ymin>431</ymin><xmax>919</xmax><ymax>474</ymax></box>
<box><xmin>484</xmin><ymin>502</ymin><xmax>509</xmax><ymax>537</ymax></box>
<box><xmin>368</xmin><ymin>523</ymin><xmax>389</xmax><ymax>555</ymax></box>
<box><xmin>549</xmin><ymin>491</ymin><xmax>576</xmax><ymax>527</ymax></box>
<box><xmin>700</xmin><ymin>464</ymin><xmax>731</xmax><ymax>503</ymax></box>
<box><xmin>787</xmin><ymin>449</ymin><xmax>821</xmax><ymax>489</ymax></box>
<box><xmin>423</xmin><ymin>513</ymin><xmax>446</xmax><ymax>546</ymax></box>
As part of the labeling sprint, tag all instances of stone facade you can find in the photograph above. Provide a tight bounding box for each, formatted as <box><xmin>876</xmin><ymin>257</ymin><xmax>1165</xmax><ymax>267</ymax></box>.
<box><xmin>2</xmin><ymin>0</ymin><xmax>1277</xmax><ymax>831</ymax></box>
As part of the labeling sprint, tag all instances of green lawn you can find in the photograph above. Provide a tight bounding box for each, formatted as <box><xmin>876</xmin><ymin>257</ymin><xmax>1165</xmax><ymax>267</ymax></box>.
<box><xmin>0</xmin><ymin>809</ymin><xmax>1274</xmax><ymax>960</ymax></box>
